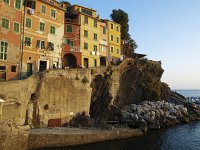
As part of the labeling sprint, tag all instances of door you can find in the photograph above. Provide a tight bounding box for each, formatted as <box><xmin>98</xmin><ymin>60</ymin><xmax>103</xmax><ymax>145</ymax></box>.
<box><xmin>39</xmin><ymin>61</ymin><xmax>47</xmax><ymax>72</ymax></box>
<box><xmin>84</xmin><ymin>58</ymin><xmax>89</xmax><ymax>68</ymax></box>
<box><xmin>27</xmin><ymin>63</ymin><xmax>32</xmax><ymax>76</ymax></box>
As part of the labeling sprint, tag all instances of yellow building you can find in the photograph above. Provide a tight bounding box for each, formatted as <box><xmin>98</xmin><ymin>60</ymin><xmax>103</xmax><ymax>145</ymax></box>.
<box><xmin>71</xmin><ymin>5</ymin><xmax>101</xmax><ymax>67</ymax></box>
<box><xmin>104</xmin><ymin>20</ymin><xmax>121</xmax><ymax>65</ymax></box>
<box><xmin>22</xmin><ymin>0</ymin><xmax>65</xmax><ymax>77</ymax></box>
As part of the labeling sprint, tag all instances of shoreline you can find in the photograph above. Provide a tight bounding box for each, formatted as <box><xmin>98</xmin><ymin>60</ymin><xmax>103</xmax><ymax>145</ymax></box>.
<box><xmin>28</xmin><ymin>127</ymin><xmax>143</xmax><ymax>150</ymax></box>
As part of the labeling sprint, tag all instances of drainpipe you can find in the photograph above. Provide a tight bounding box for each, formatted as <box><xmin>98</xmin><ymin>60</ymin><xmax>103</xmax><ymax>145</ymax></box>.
<box><xmin>19</xmin><ymin>0</ymin><xmax>27</xmax><ymax>79</ymax></box>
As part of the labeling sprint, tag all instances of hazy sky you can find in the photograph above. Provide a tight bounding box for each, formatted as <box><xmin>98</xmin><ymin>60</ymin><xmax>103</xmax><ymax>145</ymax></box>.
<box><xmin>67</xmin><ymin>0</ymin><xmax>200</xmax><ymax>89</ymax></box>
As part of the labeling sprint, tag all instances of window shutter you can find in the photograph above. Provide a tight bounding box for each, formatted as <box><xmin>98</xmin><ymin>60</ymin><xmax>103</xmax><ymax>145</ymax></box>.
<box><xmin>36</xmin><ymin>40</ymin><xmax>41</xmax><ymax>48</ymax></box>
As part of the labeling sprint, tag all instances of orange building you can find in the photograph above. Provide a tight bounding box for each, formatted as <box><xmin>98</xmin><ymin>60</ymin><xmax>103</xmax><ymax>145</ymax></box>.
<box><xmin>0</xmin><ymin>0</ymin><xmax>22</xmax><ymax>81</ymax></box>
<box><xmin>62</xmin><ymin>4</ymin><xmax>82</xmax><ymax>68</ymax></box>
<box><xmin>21</xmin><ymin>0</ymin><xmax>65</xmax><ymax>78</ymax></box>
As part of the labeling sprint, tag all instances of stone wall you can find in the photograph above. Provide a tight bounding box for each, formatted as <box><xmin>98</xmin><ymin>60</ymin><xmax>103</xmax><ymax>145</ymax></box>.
<box><xmin>0</xmin><ymin>67</ymin><xmax>119</xmax><ymax>127</ymax></box>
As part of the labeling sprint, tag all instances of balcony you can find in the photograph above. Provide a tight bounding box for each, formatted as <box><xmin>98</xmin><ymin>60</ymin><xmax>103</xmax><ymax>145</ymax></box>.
<box><xmin>65</xmin><ymin>19</ymin><xmax>79</xmax><ymax>24</ymax></box>
<box><xmin>70</xmin><ymin>46</ymin><xmax>82</xmax><ymax>52</ymax></box>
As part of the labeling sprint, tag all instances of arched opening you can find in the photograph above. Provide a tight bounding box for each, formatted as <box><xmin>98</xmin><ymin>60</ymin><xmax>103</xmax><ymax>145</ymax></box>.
<box><xmin>100</xmin><ymin>57</ymin><xmax>107</xmax><ymax>66</ymax></box>
<box><xmin>63</xmin><ymin>53</ymin><xmax>77</xmax><ymax>68</ymax></box>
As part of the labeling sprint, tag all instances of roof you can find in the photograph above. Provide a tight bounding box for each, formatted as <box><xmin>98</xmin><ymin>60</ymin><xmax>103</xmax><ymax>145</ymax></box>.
<box><xmin>73</xmin><ymin>4</ymin><xmax>97</xmax><ymax>12</ymax></box>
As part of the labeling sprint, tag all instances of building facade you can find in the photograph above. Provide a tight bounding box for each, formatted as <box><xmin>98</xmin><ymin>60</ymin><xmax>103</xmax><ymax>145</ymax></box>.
<box><xmin>0</xmin><ymin>0</ymin><xmax>22</xmax><ymax>81</ymax></box>
<box><xmin>21</xmin><ymin>0</ymin><xmax>65</xmax><ymax>78</ymax></box>
<box><xmin>99</xmin><ymin>21</ymin><xmax>109</xmax><ymax>66</ymax></box>
<box><xmin>104</xmin><ymin>20</ymin><xmax>121</xmax><ymax>65</ymax></box>
<box><xmin>62</xmin><ymin>3</ymin><xmax>81</xmax><ymax>68</ymax></box>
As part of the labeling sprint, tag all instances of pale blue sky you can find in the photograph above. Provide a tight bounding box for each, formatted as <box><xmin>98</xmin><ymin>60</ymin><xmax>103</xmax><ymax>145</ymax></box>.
<box><xmin>66</xmin><ymin>0</ymin><xmax>200</xmax><ymax>89</ymax></box>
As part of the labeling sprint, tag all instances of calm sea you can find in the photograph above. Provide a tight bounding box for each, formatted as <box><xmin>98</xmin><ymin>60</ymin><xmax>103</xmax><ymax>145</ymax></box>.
<box><xmin>43</xmin><ymin>90</ymin><xmax>200</xmax><ymax>150</ymax></box>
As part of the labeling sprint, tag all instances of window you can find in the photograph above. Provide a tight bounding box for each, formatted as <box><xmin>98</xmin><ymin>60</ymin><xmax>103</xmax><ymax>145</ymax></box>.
<box><xmin>11</xmin><ymin>66</ymin><xmax>17</xmax><ymax>72</ymax></box>
<box><xmin>94</xmin><ymin>33</ymin><xmax>97</xmax><ymax>40</ymax></box>
<box><xmin>116</xmin><ymin>48</ymin><xmax>119</xmax><ymax>54</ymax></box>
<box><xmin>15</xmin><ymin>0</ymin><xmax>21</xmax><ymax>9</ymax></box>
<box><xmin>111</xmin><ymin>47</ymin><xmax>114</xmax><ymax>53</ymax></box>
<box><xmin>24</xmin><ymin>37</ymin><xmax>31</xmax><ymax>46</ymax></box>
<box><xmin>66</xmin><ymin>6</ymin><xmax>72</xmax><ymax>13</ymax></box>
<box><xmin>2</xmin><ymin>18</ymin><xmax>9</xmax><ymax>29</ymax></box>
<box><xmin>25</xmin><ymin>18</ymin><xmax>32</xmax><ymax>28</ymax></box>
<box><xmin>0</xmin><ymin>41</ymin><xmax>8</xmax><ymax>60</ymax></box>
<box><xmin>14</xmin><ymin>22</ymin><xmax>20</xmax><ymax>33</ymax></box>
<box><xmin>111</xmin><ymin>35</ymin><xmax>113</xmax><ymax>41</ymax></box>
<box><xmin>94</xmin><ymin>20</ymin><xmax>97</xmax><ymax>28</ymax></box>
<box><xmin>116</xmin><ymin>25</ymin><xmax>119</xmax><ymax>31</ymax></box>
<box><xmin>50</xmin><ymin>26</ymin><xmax>55</xmax><ymax>34</ymax></box>
<box><xmin>67</xmin><ymin>25</ymin><xmax>73</xmax><ymax>32</ymax></box>
<box><xmin>84</xmin><ymin>16</ymin><xmax>88</xmax><ymax>24</ymax></box>
<box><xmin>94</xmin><ymin>59</ymin><xmax>97</xmax><ymax>66</ymax></box>
<box><xmin>111</xmin><ymin>23</ymin><xmax>113</xmax><ymax>29</ymax></box>
<box><xmin>51</xmin><ymin>9</ymin><xmax>56</xmax><ymax>18</ymax></box>
<box><xmin>84</xmin><ymin>30</ymin><xmax>88</xmax><ymax>37</ymax></box>
<box><xmin>116</xmin><ymin>37</ymin><xmax>119</xmax><ymax>43</ymax></box>
<box><xmin>41</xmin><ymin>5</ymin><xmax>46</xmax><ymax>14</ymax></box>
<box><xmin>3</xmin><ymin>0</ymin><xmax>9</xmax><ymax>5</ymax></box>
<box><xmin>84</xmin><ymin>43</ymin><xmax>88</xmax><ymax>49</ymax></box>
<box><xmin>36</xmin><ymin>40</ymin><xmax>45</xmax><ymax>49</ymax></box>
<box><xmin>48</xmin><ymin>42</ymin><xmax>54</xmax><ymax>51</ymax></box>
<box><xmin>103</xmin><ymin>27</ymin><xmax>106</xmax><ymax>34</ymax></box>
<box><xmin>39</xmin><ymin>22</ymin><xmax>45</xmax><ymax>32</ymax></box>
<box><xmin>66</xmin><ymin>39</ymin><xmax>74</xmax><ymax>47</ymax></box>
<box><xmin>93</xmin><ymin>45</ymin><xmax>97</xmax><ymax>51</ymax></box>
<box><xmin>27</xmin><ymin>0</ymin><xmax>36</xmax><ymax>9</ymax></box>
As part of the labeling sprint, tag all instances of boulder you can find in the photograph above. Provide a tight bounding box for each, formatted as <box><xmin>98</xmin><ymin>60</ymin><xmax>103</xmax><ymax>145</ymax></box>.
<box><xmin>139</xmin><ymin>119</ymin><xmax>148</xmax><ymax>133</ymax></box>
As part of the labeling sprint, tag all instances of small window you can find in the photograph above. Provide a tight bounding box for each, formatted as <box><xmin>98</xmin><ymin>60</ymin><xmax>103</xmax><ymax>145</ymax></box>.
<box><xmin>25</xmin><ymin>18</ymin><xmax>32</xmax><ymax>28</ymax></box>
<box><xmin>3</xmin><ymin>0</ymin><xmax>9</xmax><ymax>5</ymax></box>
<box><xmin>2</xmin><ymin>18</ymin><xmax>9</xmax><ymax>29</ymax></box>
<box><xmin>84</xmin><ymin>16</ymin><xmax>88</xmax><ymax>24</ymax></box>
<box><xmin>111</xmin><ymin>47</ymin><xmax>114</xmax><ymax>53</ymax></box>
<box><xmin>50</xmin><ymin>26</ymin><xmax>55</xmax><ymax>34</ymax></box>
<box><xmin>48</xmin><ymin>42</ymin><xmax>54</xmax><ymax>51</ymax></box>
<box><xmin>66</xmin><ymin>6</ymin><xmax>72</xmax><ymax>13</ymax></box>
<box><xmin>36</xmin><ymin>40</ymin><xmax>45</xmax><ymax>49</ymax></box>
<box><xmin>93</xmin><ymin>45</ymin><xmax>97</xmax><ymax>51</ymax></box>
<box><xmin>24</xmin><ymin>37</ymin><xmax>31</xmax><ymax>46</ymax></box>
<box><xmin>84</xmin><ymin>30</ymin><xmax>88</xmax><ymax>37</ymax></box>
<box><xmin>94</xmin><ymin>20</ymin><xmax>97</xmax><ymax>28</ymax></box>
<box><xmin>0</xmin><ymin>41</ymin><xmax>8</xmax><ymax>60</ymax></box>
<box><xmin>15</xmin><ymin>0</ymin><xmax>21</xmax><ymax>9</ymax></box>
<box><xmin>84</xmin><ymin>43</ymin><xmax>88</xmax><ymax>49</ymax></box>
<box><xmin>67</xmin><ymin>25</ymin><xmax>73</xmax><ymax>32</ymax></box>
<box><xmin>14</xmin><ymin>22</ymin><xmax>20</xmax><ymax>33</ymax></box>
<box><xmin>111</xmin><ymin>23</ymin><xmax>113</xmax><ymax>29</ymax></box>
<box><xmin>116</xmin><ymin>37</ymin><xmax>119</xmax><ymax>43</ymax></box>
<box><xmin>39</xmin><ymin>22</ymin><xmax>45</xmax><ymax>32</ymax></box>
<box><xmin>94</xmin><ymin>59</ymin><xmax>97</xmax><ymax>67</ymax></box>
<box><xmin>116</xmin><ymin>48</ymin><xmax>119</xmax><ymax>54</ymax></box>
<box><xmin>111</xmin><ymin>35</ymin><xmax>113</xmax><ymax>41</ymax></box>
<box><xmin>11</xmin><ymin>66</ymin><xmax>17</xmax><ymax>72</ymax></box>
<box><xmin>51</xmin><ymin>9</ymin><xmax>56</xmax><ymax>18</ymax></box>
<box><xmin>94</xmin><ymin>33</ymin><xmax>97</xmax><ymax>40</ymax></box>
<box><xmin>103</xmin><ymin>27</ymin><xmax>106</xmax><ymax>34</ymax></box>
<box><xmin>41</xmin><ymin>5</ymin><xmax>46</xmax><ymax>14</ymax></box>
<box><xmin>116</xmin><ymin>26</ymin><xmax>119</xmax><ymax>31</ymax></box>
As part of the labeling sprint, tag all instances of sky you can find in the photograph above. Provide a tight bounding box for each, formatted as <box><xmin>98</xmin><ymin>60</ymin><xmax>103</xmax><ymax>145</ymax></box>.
<box><xmin>66</xmin><ymin>0</ymin><xmax>200</xmax><ymax>89</ymax></box>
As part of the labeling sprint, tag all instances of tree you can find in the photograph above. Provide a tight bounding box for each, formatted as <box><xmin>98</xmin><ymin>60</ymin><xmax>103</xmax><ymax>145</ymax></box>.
<box><xmin>110</xmin><ymin>9</ymin><xmax>137</xmax><ymax>56</ymax></box>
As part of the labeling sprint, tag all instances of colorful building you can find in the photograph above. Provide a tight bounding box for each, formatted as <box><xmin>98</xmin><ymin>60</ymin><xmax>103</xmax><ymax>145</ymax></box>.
<box><xmin>62</xmin><ymin>3</ymin><xmax>81</xmax><ymax>68</ymax></box>
<box><xmin>0</xmin><ymin>0</ymin><xmax>22</xmax><ymax>81</ymax></box>
<box><xmin>104</xmin><ymin>20</ymin><xmax>121</xmax><ymax>65</ymax></box>
<box><xmin>62</xmin><ymin>4</ymin><xmax>102</xmax><ymax>68</ymax></box>
<box><xmin>21</xmin><ymin>0</ymin><xmax>65</xmax><ymax>78</ymax></box>
<box><xmin>99</xmin><ymin>21</ymin><xmax>109</xmax><ymax>66</ymax></box>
